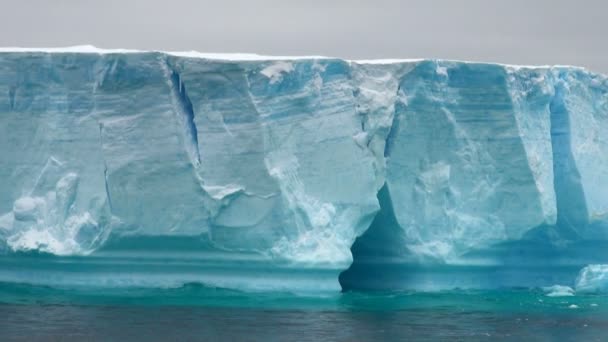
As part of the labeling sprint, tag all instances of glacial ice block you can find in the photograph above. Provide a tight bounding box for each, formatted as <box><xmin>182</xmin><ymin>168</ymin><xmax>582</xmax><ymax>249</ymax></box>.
<box><xmin>0</xmin><ymin>50</ymin><xmax>380</xmax><ymax>291</ymax></box>
<box><xmin>576</xmin><ymin>264</ymin><xmax>608</xmax><ymax>292</ymax></box>
<box><xmin>0</xmin><ymin>47</ymin><xmax>607</xmax><ymax>292</ymax></box>
<box><xmin>342</xmin><ymin>64</ymin><xmax>608</xmax><ymax>291</ymax></box>
<box><xmin>551</xmin><ymin>69</ymin><xmax>608</xmax><ymax>236</ymax></box>
<box><xmin>380</xmin><ymin>61</ymin><xmax>556</xmax><ymax>260</ymax></box>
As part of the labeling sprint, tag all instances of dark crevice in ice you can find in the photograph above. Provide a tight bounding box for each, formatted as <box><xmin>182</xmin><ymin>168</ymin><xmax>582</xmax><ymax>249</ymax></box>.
<box><xmin>165</xmin><ymin>60</ymin><xmax>201</xmax><ymax>166</ymax></box>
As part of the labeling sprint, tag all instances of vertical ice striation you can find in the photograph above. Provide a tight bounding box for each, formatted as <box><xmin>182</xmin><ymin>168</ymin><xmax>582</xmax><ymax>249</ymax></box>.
<box><xmin>0</xmin><ymin>48</ymin><xmax>607</xmax><ymax>292</ymax></box>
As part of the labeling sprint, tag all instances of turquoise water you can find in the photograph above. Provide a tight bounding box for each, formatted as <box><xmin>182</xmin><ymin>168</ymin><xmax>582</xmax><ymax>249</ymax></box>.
<box><xmin>2</xmin><ymin>282</ymin><xmax>608</xmax><ymax>341</ymax></box>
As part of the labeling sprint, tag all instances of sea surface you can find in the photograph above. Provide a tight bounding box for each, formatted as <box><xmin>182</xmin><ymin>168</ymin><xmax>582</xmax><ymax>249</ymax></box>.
<box><xmin>1</xmin><ymin>282</ymin><xmax>607</xmax><ymax>341</ymax></box>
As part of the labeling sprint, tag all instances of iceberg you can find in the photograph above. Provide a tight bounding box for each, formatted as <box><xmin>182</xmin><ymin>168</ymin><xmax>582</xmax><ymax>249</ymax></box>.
<box><xmin>543</xmin><ymin>285</ymin><xmax>575</xmax><ymax>297</ymax></box>
<box><xmin>576</xmin><ymin>265</ymin><xmax>608</xmax><ymax>292</ymax></box>
<box><xmin>0</xmin><ymin>47</ymin><xmax>607</xmax><ymax>293</ymax></box>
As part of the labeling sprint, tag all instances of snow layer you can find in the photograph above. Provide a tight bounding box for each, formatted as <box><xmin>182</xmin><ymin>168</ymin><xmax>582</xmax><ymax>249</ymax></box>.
<box><xmin>0</xmin><ymin>49</ymin><xmax>607</xmax><ymax>292</ymax></box>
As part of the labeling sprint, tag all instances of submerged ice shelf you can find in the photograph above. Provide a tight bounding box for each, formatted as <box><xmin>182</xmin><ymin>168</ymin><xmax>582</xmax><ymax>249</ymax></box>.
<box><xmin>0</xmin><ymin>48</ymin><xmax>607</xmax><ymax>293</ymax></box>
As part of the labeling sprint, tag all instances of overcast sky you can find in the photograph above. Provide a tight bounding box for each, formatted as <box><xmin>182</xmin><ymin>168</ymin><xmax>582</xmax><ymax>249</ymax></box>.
<box><xmin>1</xmin><ymin>0</ymin><xmax>606</xmax><ymax>74</ymax></box>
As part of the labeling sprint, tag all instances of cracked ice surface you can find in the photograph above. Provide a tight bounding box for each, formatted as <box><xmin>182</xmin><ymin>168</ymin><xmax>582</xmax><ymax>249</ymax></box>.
<box><xmin>0</xmin><ymin>49</ymin><xmax>607</xmax><ymax>292</ymax></box>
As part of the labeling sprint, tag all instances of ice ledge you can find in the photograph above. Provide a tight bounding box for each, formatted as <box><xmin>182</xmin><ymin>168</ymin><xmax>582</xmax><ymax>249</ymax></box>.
<box><xmin>0</xmin><ymin>45</ymin><xmax>603</xmax><ymax>76</ymax></box>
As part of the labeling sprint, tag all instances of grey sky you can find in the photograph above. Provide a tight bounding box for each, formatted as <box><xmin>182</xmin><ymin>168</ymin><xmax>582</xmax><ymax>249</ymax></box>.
<box><xmin>1</xmin><ymin>0</ymin><xmax>606</xmax><ymax>74</ymax></box>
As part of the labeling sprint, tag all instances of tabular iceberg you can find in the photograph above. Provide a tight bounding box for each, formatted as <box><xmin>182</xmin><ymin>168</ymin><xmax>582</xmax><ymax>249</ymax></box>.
<box><xmin>0</xmin><ymin>47</ymin><xmax>607</xmax><ymax>293</ymax></box>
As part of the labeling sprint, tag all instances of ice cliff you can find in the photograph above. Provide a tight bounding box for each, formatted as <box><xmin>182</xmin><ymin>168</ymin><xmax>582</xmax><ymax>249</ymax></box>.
<box><xmin>0</xmin><ymin>47</ymin><xmax>607</xmax><ymax>292</ymax></box>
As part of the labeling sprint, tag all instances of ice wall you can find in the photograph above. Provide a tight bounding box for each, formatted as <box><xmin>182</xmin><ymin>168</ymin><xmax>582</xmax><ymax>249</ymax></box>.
<box><xmin>0</xmin><ymin>48</ymin><xmax>606</xmax><ymax>292</ymax></box>
<box><xmin>342</xmin><ymin>63</ymin><xmax>608</xmax><ymax>291</ymax></box>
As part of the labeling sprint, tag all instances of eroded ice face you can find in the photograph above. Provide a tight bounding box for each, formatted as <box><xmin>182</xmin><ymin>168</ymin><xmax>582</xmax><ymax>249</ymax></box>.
<box><xmin>0</xmin><ymin>49</ymin><xmax>607</xmax><ymax>292</ymax></box>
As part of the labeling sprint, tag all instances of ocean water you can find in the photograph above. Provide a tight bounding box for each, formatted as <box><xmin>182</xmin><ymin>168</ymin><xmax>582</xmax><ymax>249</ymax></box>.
<box><xmin>1</xmin><ymin>282</ymin><xmax>607</xmax><ymax>341</ymax></box>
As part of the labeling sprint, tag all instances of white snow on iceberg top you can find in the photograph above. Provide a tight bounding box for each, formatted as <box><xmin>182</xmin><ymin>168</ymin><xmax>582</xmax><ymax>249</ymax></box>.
<box><xmin>0</xmin><ymin>45</ymin><xmax>601</xmax><ymax>74</ymax></box>
<box><xmin>0</xmin><ymin>45</ymin><xmax>141</xmax><ymax>54</ymax></box>
<box><xmin>0</xmin><ymin>45</ymin><xmax>330</xmax><ymax>61</ymax></box>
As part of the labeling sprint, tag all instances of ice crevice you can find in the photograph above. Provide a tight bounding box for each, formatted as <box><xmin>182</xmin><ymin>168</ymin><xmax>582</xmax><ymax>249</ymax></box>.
<box><xmin>162</xmin><ymin>58</ymin><xmax>201</xmax><ymax>167</ymax></box>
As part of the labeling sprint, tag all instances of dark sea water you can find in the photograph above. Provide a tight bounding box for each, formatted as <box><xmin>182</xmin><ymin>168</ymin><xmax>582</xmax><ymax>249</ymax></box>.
<box><xmin>1</xmin><ymin>283</ymin><xmax>608</xmax><ymax>341</ymax></box>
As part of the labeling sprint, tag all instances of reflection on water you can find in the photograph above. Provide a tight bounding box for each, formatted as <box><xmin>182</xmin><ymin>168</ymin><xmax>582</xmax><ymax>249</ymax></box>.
<box><xmin>2</xmin><ymin>304</ymin><xmax>607</xmax><ymax>341</ymax></box>
<box><xmin>1</xmin><ymin>283</ymin><xmax>607</xmax><ymax>341</ymax></box>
